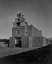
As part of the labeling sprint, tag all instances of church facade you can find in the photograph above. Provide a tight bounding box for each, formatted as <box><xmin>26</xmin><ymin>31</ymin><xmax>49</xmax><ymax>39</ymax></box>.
<box><xmin>9</xmin><ymin>12</ymin><xmax>46</xmax><ymax>48</ymax></box>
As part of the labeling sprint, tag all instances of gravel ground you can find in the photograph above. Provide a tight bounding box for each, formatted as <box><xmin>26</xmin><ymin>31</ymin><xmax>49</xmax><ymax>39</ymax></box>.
<box><xmin>0</xmin><ymin>47</ymin><xmax>39</xmax><ymax>58</ymax></box>
<box><xmin>0</xmin><ymin>44</ymin><xmax>52</xmax><ymax>64</ymax></box>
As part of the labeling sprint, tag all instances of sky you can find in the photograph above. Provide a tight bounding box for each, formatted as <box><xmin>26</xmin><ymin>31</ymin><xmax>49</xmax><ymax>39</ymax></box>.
<box><xmin>0</xmin><ymin>0</ymin><xmax>51</xmax><ymax>39</ymax></box>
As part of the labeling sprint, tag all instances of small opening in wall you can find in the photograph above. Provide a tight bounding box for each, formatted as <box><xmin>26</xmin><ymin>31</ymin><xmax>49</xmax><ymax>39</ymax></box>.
<box><xmin>19</xmin><ymin>14</ymin><xmax>20</xmax><ymax>18</ymax></box>
<box><xmin>17</xmin><ymin>22</ymin><xmax>20</xmax><ymax>26</ymax></box>
<box><xmin>15</xmin><ymin>37</ymin><xmax>21</xmax><ymax>48</ymax></box>
<box><xmin>17</xmin><ymin>30</ymin><xmax>19</xmax><ymax>34</ymax></box>
<box><xmin>18</xmin><ymin>19</ymin><xmax>20</xmax><ymax>21</ymax></box>
<box><xmin>26</xmin><ymin>32</ymin><xmax>27</xmax><ymax>33</ymax></box>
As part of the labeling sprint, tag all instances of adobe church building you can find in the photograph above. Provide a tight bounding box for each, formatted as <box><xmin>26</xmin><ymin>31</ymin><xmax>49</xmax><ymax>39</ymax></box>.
<box><xmin>9</xmin><ymin>12</ymin><xmax>49</xmax><ymax>48</ymax></box>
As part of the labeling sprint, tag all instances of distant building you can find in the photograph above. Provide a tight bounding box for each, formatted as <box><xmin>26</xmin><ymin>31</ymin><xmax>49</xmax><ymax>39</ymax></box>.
<box><xmin>0</xmin><ymin>39</ymin><xmax>9</xmax><ymax>47</ymax></box>
<box><xmin>47</xmin><ymin>38</ymin><xmax>52</xmax><ymax>44</ymax></box>
<box><xmin>9</xmin><ymin>12</ymin><xmax>43</xmax><ymax>48</ymax></box>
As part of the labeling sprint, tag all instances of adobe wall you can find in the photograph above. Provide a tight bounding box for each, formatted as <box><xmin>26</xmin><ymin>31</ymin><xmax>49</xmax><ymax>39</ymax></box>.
<box><xmin>11</xmin><ymin>26</ymin><xmax>25</xmax><ymax>48</ymax></box>
<box><xmin>43</xmin><ymin>37</ymin><xmax>47</xmax><ymax>46</ymax></box>
<box><xmin>9</xmin><ymin>37</ymin><xmax>15</xmax><ymax>48</ymax></box>
<box><xmin>32</xmin><ymin>37</ymin><xmax>43</xmax><ymax>47</ymax></box>
<box><xmin>25</xmin><ymin>36</ymin><xmax>29</xmax><ymax>48</ymax></box>
<box><xmin>28</xmin><ymin>25</ymin><xmax>32</xmax><ymax>36</ymax></box>
<box><xmin>31</xmin><ymin>25</ymin><xmax>42</xmax><ymax>37</ymax></box>
<box><xmin>21</xmin><ymin>36</ymin><xmax>25</xmax><ymax>48</ymax></box>
<box><xmin>20</xmin><ymin>26</ymin><xmax>26</xmax><ymax>48</ymax></box>
<box><xmin>46</xmin><ymin>39</ymin><xmax>50</xmax><ymax>45</ymax></box>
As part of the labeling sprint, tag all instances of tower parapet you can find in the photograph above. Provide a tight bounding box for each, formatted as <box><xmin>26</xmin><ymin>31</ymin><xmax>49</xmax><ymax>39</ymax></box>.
<box><xmin>13</xmin><ymin>12</ymin><xmax>28</xmax><ymax>27</ymax></box>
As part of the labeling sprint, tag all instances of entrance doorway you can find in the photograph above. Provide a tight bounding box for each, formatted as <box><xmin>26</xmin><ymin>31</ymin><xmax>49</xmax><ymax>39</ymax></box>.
<box><xmin>15</xmin><ymin>37</ymin><xmax>21</xmax><ymax>48</ymax></box>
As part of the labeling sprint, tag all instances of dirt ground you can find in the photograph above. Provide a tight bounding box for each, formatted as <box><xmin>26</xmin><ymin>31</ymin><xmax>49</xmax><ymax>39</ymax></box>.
<box><xmin>0</xmin><ymin>44</ymin><xmax>52</xmax><ymax>64</ymax></box>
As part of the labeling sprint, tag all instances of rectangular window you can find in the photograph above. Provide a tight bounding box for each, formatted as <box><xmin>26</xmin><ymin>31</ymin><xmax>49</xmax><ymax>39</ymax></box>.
<box><xmin>18</xmin><ymin>19</ymin><xmax>20</xmax><ymax>21</ymax></box>
<box><xmin>18</xmin><ymin>30</ymin><xmax>19</xmax><ymax>34</ymax></box>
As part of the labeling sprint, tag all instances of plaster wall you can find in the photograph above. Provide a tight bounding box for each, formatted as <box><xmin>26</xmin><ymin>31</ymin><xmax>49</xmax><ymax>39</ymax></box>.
<box><xmin>43</xmin><ymin>37</ymin><xmax>47</xmax><ymax>46</ymax></box>
<box><xmin>12</xmin><ymin>26</ymin><xmax>27</xmax><ymax>48</ymax></box>
<box><xmin>32</xmin><ymin>37</ymin><xmax>43</xmax><ymax>47</ymax></box>
<box><xmin>21</xmin><ymin>22</ymin><xmax>26</xmax><ymax>26</ymax></box>
<box><xmin>12</xmin><ymin>27</ymin><xmax>21</xmax><ymax>37</ymax></box>
<box><xmin>47</xmin><ymin>40</ymin><xmax>50</xmax><ymax>45</ymax></box>
<box><xmin>28</xmin><ymin>25</ymin><xmax>32</xmax><ymax>36</ymax></box>
<box><xmin>9</xmin><ymin>37</ymin><xmax>14</xmax><ymax>48</ymax></box>
<box><xmin>31</xmin><ymin>25</ymin><xmax>42</xmax><ymax>37</ymax></box>
<box><xmin>24</xmin><ymin>36</ymin><xmax>29</xmax><ymax>48</ymax></box>
<box><xmin>46</xmin><ymin>39</ymin><xmax>50</xmax><ymax>45</ymax></box>
<box><xmin>24</xmin><ymin>26</ymin><xmax>28</xmax><ymax>36</ymax></box>
<box><xmin>13</xmin><ymin>22</ymin><xmax>17</xmax><ymax>27</ymax></box>
<box><xmin>29</xmin><ymin>36</ymin><xmax>33</xmax><ymax>48</ymax></box>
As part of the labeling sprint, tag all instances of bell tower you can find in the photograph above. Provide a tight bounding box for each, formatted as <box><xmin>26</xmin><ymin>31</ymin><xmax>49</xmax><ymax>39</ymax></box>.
<box><xmin>11</xmin><ymin>12</ymin><xmax>28</xmax><ymax>48</ymax></box>
<box><xmin>13</xmin><ymin>12</ymin><xmax>28</xmax><ymax>27</ymax></box>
